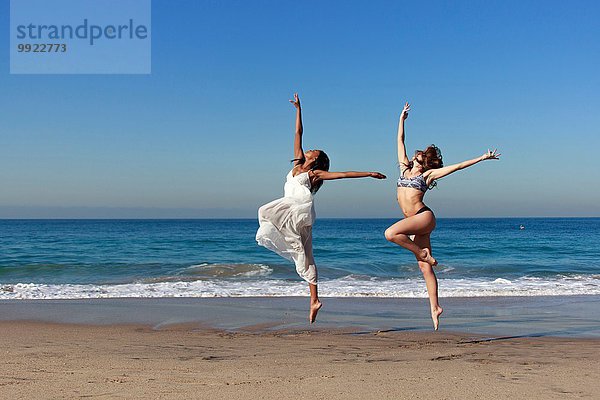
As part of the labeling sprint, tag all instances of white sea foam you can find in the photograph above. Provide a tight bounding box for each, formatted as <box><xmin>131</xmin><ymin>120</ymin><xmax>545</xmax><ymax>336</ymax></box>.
<box><xmin>1</xmin><ymin>275</ymin><xmax>600</xmax><ymax>299</ymax></box>
<box><xmin>177</xmin><ymin>263</ymin><xmax>273</xmax><ymax>278</ymax></box>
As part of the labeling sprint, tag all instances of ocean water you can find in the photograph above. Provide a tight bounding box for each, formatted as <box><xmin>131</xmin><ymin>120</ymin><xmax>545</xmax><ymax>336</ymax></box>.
<box><xmin>0</xmin><ymin>218</ymin><xmax>599</xmax><ymax>299</ymax></box>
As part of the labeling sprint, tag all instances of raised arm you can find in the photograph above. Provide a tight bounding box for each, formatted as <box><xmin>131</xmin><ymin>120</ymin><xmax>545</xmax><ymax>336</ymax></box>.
<box><xmin>312</xmin><ymin>170</ymin><xmax>386</xmax><ymax>181</ymax></box>
<box><xmin>289</xmin><ymin>93</ymin><xmax>304</xmax><ymax>164</ymax></box>
<box><xmin>425</xmin><ymin>149</ymin><xmax>500</xmax><ymax>184</ymax></box>
<box><xmin>397</xmin><ymin>102</ymin><xmax>410</xmax><ymax>170</ymax></box>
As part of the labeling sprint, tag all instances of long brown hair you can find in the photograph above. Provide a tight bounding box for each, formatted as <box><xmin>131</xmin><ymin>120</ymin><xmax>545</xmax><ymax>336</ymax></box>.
<box><xmin>421</xmin><ymin>144</ymin><xmax>443</xmax><ymax>189</ymax></box>
<box><xmin>402</xmin><ymin>145</ymin><xmax>443</xmax><ymax>189</ymax></box>
<box><xmin>420</xmin><ymin>145</ymin><xmax>443</xmax><ymax>170</ymax></box>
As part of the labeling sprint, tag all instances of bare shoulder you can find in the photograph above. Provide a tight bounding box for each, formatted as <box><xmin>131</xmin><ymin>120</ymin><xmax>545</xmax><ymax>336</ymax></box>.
<box><xmin>309</xmin><ymin>169</ymin><xmax>324</xmax><ymax>180</ymax></box>
<box><xmin>423</xmin><ymin>169</ymin><xmax>434</xmax><ymax>178</ymax></box>
<box><xmin>308</xmin><ymin>169</ymin><xmax>326</xmax><ymax>179</ymax></box>
<box><xmin>423</xmin><ymin>169</ymin><xmax>437</xmax><ymax>184</ymax></box>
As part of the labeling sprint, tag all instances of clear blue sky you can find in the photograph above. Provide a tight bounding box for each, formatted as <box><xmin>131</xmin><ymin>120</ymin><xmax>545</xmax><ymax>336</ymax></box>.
<box><xmin>1</xmin><ymin>0</ymin><xmax>599</xmax><ymax>218</ymax></box>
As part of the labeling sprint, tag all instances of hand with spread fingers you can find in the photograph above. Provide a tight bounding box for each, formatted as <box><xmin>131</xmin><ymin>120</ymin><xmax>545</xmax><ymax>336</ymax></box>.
<box><xmin>482</xmin><ymin>149</ymin><xmax>501</xmax><ymax>160</ymax></box>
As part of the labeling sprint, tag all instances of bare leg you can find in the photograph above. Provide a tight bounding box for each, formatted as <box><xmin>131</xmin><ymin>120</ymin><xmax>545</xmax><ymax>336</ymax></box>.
<box><xmin>385</xmin><ymin>212</ymin><xmax>437</xmax><ymax>266</ymax></box>
<box><xmin>414</xmin><ymin>234</ymin><xmax>443</xmax><ymax>330</ymax></box>
<box><xmin>309</xmin><ymin>283</ymin><xmax>322</xmax><ymax>323</ymax></box>
<box><xmin>302</xmin><ymin>229</ymin><xmax>321</xmax><ymax>323</ymax></box>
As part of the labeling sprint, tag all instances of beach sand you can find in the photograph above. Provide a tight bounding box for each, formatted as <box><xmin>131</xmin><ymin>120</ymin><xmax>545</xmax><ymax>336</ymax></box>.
<box><xmin>1</xmin><ymin>320</ymin><xmax>599</xmax><ymax>399</ymax></box>
<box><xmin>1</xmin><ymin>297</ymin><xmax>599</xmax><ymax>398</ymax></box>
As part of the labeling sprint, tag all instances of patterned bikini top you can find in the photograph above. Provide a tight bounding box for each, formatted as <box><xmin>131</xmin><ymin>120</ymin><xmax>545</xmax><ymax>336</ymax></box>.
<box><xmin>397</xmin><ymin>168</ymin><xmax>428</xmax><ymax>192</ymax></box>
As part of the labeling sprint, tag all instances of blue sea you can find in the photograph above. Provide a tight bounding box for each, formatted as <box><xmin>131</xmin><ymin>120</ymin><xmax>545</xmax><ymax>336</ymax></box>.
<box><xmin>0</xmin><ymin>218</ymin><xmax>599</xmax><ymax>299</ymax></box>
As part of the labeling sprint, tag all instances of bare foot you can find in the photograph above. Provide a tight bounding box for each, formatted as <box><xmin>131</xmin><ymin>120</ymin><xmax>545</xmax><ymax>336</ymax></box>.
<box><xmin>309</xmin><ymin>300</ymin><xmax>322</xmax><ymax>324</ymax></box>
<box><xmin>431</xmin><ymin>306</ymin><xmax>443</xmax><ymax>331</ymax></box>
<box><xmin>418</xmin><ymin>248</ymin><xmax>438</xmax><ymax>266</ymax></box>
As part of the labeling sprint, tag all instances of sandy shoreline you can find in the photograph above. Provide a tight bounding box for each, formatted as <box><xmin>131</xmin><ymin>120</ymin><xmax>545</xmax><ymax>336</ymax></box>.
<box><xmin>2</xmin><ymin>297</ymin><xmax>599</xmax><ymax>398</ymax></box>
<box><xmin>1</xmin><ymin>320</ymin><xmax>598</xmax><ymax>399</ymax></box>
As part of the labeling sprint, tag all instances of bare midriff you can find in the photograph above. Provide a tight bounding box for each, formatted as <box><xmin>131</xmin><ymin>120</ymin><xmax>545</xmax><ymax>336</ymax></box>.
<box><xmin>396</xmin><ymin>187</ymin><xmax>427</xmax><ymax>218</ymax></box>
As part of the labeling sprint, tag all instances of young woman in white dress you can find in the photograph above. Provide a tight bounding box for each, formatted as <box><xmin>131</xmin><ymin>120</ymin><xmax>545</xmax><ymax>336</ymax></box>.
<box><xmin>256</xmin><ymin>93</ymin><xmax>386</xmax><ymax>323</ymax></box>
<box><xmin>385</xmin><ymin>102</ymin><xmax>500</xmax><ymax>330</ymax></box>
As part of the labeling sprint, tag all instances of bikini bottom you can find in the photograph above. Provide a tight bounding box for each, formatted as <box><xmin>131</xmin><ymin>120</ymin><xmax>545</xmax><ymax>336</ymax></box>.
<box><xmin>416</xmin><ymin>206</ymin><xmax>434</xmax><ymax>216</ymax></box>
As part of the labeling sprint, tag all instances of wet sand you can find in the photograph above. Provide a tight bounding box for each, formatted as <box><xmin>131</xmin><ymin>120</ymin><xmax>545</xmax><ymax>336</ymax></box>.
<box><xmin>1</xmin><ymin>296</ymin><xmax>599</xmax><ymax>337</ymax></box>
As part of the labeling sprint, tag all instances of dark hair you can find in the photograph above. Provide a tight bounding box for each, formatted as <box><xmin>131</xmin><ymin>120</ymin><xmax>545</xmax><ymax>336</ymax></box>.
<box><xmin>290</xmin><ymin>150</ymin><xmax>330</xmax><ymax>194</ymax></box>
<box><xmin>310</xmin><ymin>150</ymin><xmax>329</xmax><ymax>193</ymax></box>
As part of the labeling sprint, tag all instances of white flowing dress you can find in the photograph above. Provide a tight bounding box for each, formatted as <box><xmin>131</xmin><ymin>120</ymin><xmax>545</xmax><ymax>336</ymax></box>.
<box><xmin>256</xmin><ymin>170</ymin><xmax>317</xmax><ymax>285</ymax></box>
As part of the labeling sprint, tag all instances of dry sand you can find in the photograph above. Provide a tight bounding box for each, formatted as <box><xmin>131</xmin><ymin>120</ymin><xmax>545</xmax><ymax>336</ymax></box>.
<box><xmin>1</xmin><ymin>321</ymin><xmax>598</xmax><ymax>399</ymax></box>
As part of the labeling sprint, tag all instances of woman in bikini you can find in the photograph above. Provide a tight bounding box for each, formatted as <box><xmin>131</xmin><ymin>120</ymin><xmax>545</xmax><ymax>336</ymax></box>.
<box><xmin>384</xmin><ymin>102</ymin><xmax>500</xmax><ymax>330</ymax></box>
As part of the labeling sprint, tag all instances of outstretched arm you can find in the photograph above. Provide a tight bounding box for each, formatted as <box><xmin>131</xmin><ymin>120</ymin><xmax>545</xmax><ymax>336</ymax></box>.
<box><xmin>425</xmin><ymin>149</ymin><xmax>500</xmax><ymax>184</ymax></box>
<box><xmin>313</xmin><ymin>170</ymin><xmax>386</xmax><ymax>181</ymax></box>
<box><xmin>397</xmin><ymin>102</ymin><xmax>410</xmax><ymax>170</ymax></box>
<box><xmin>289</xmin><ymin>93</ymin><xmax>304</xmax><ymax>165</ymax></box>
